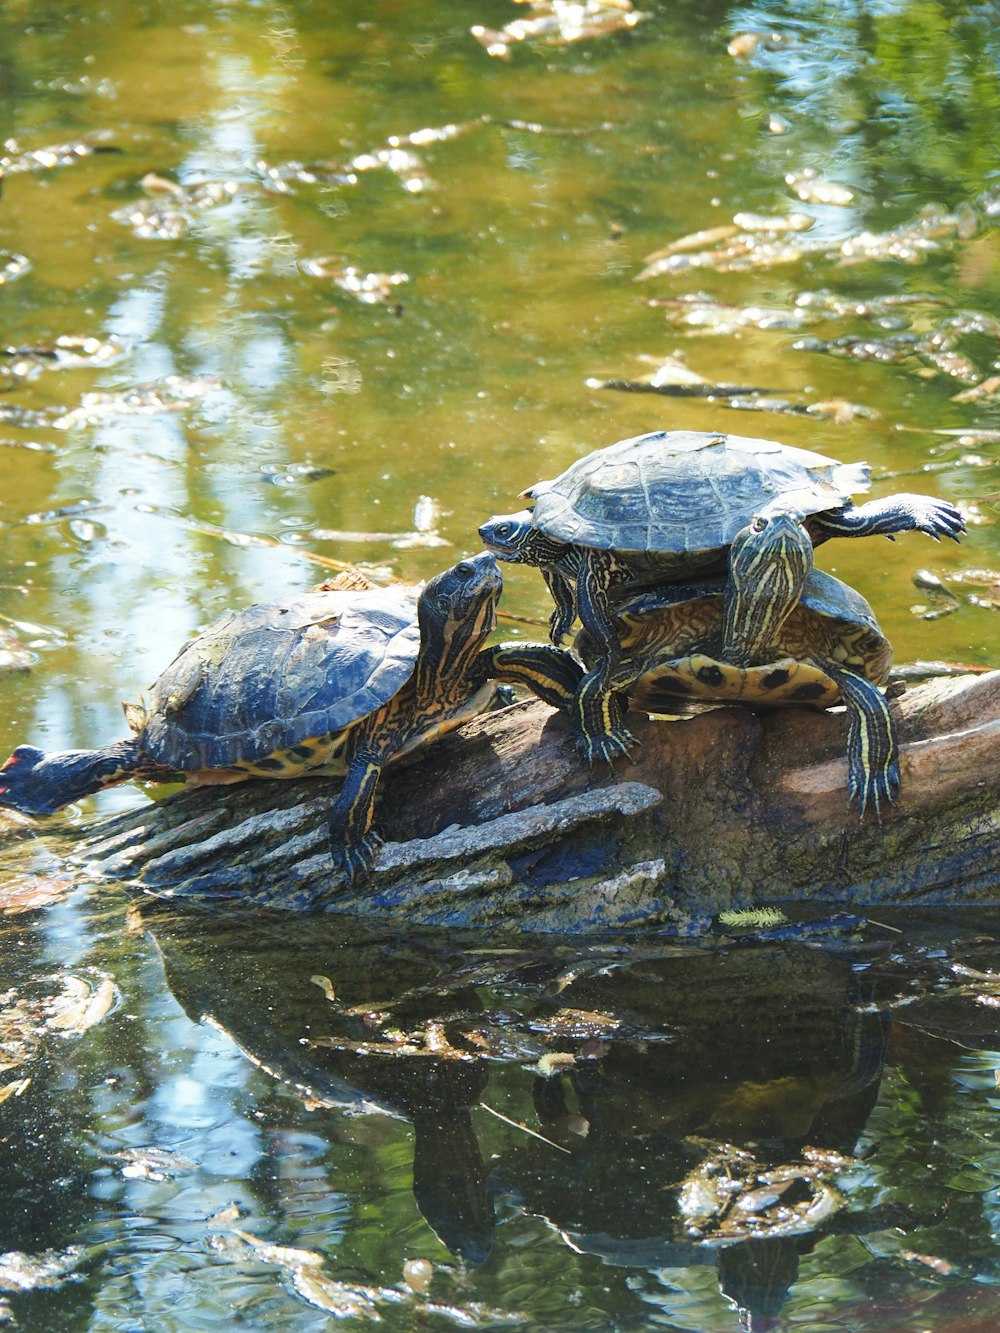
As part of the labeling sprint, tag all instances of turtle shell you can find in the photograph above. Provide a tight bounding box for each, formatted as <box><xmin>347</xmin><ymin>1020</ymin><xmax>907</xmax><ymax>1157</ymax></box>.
<box><xmin>525</xmin><ymin>430</ymin><xmax>870</xmax><ymax>558</ymax></box>
<box><xmin>611</xmin><ymin>568</ymin><xmax>892</xmax><ymax>712</ymax></box>
<box><xmin>136</xmin><ymin>587</ymin><xmax>421</xmax><ymax>771</ymax></box>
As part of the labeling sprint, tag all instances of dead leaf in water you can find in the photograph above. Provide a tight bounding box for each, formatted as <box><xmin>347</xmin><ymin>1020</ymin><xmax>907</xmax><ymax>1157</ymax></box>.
<box><xmin>46</xmin><ymin>975</ymin><xmax>116</xmax><ymax>1034</ymax></box>
<box><xmin>472</xmin><ymin>1</ymin><xmax>647</xmax><ymax>59</ymax></box>
<box><xmin>0</xmin><ymin>874</ymin><xmax>74</xmax><ymax>915</ymax></box>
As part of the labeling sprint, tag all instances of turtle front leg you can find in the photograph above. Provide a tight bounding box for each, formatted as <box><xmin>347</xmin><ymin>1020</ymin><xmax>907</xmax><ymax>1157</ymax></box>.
<box><xmin>542</xmin><ymin>568</ymin><xmax>577</xmax><ymax>646</ymax></box>
<box><xmin>573</xmin><ymin>547</ymin><xmax>635</xmax><ymax>763</ymax></box>
<box><xmin>813</xmin><ymin>495</ymin><xmax>965</xmax><ymax>544</ymax></box>
<box><xmin>574</xmin><ymin>670</ymin><xmax>634</xmax><ymax>764</ymax></box>
<box><xmin>822</xmin><ymin>662</ymin><xmax>899</xmax><ymax>817</ymax></box>
<box><xmin>476</xmin><ymin>642</ymin><xmax>584</xmax><ymax>711</ymax></box>
<box><xmin>328</xmin><ymin>728</ymin><xmax>388</xmax><ymax>883</ymax></box>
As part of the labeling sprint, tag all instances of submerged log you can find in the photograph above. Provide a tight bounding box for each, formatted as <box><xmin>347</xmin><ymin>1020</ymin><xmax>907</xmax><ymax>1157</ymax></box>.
<box><xmin>6</xmin><ymin>666</ymin><xmax>983</xmax><ymax>930</ymax></box>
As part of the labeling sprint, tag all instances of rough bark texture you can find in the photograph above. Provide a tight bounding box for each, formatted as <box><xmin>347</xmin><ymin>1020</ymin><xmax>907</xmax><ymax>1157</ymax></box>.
<box><xmin>5</xmin><ymin>671</ymin><xmax>999</xmax><ymax>931</ymax></box>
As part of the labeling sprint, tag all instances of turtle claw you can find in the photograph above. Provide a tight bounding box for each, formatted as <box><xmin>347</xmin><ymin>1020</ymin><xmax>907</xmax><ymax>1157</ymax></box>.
<box><xmin>909</xmin><ymin>497</ymin><xmax>967</xmax><ymax>543</ymax></box>
<box><xmin>850</xmin><ymin>759</ymin><xmax>900</xmax><ymax>821</ymax></box>
<box><xmin>333</xmin><ymin>830</ymin><xmax>383</xmax><ymax>885</ymax></box>
<box><xmin>576</xmin><ymin>726</ymin><xmax>637</xmax><ymax>767</ymax></box>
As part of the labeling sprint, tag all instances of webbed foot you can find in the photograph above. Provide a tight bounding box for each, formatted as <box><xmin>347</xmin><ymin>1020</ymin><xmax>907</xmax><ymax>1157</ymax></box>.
<box><xmin>903</xmin><ymin>495</ymin><xmax>966</xmax><ymax>543</ymax></box>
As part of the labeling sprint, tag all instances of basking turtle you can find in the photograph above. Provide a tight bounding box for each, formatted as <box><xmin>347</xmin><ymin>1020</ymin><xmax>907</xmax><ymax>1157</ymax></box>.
<box><xmin>0</xmin><ymin>554</ymin><xmax>504</xmax><ymax>882</ymax></box>
<box><xmin>480</xmin><ymin>429</ymin><xmax>962</xmax><ymax>761</ymax></box>
<box><xmin>491</xmin><ymin>512</ymin><xmax>899</xmax><ymax>812</ymax></box>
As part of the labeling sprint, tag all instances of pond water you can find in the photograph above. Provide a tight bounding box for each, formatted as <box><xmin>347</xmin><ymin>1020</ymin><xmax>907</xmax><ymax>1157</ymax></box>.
<box><xmin>1</xmin><ymin>1</ymin><xmax>999</xmax><ymax>1328</ymax></box>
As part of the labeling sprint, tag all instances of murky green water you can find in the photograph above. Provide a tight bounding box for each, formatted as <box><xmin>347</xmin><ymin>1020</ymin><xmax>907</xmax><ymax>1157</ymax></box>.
<box><xmin>2</xmin><ymin>1</ymin><xmax>999</xmax><ymax>1328</ymax></box>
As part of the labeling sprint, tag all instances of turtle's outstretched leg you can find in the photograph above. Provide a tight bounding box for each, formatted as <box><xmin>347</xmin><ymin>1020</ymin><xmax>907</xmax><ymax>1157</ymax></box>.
<box><xmin>821</xmin><ymin>662</ymin><xmax>899</xmax><ymax>817</ymax></box>
<box><xmin>475</xmin><ymin>642</ymin><xmax>583</xmax><ymax>710</ymax></box>
<box><xmin>0</xmin><ymin>739</ymin><xmax>146</xmax><ymax>814</ymax></box>
<box><xmin>812</xmin><ymin>495</ymin><xmax>965</xmax><ymax>544</ymax></box>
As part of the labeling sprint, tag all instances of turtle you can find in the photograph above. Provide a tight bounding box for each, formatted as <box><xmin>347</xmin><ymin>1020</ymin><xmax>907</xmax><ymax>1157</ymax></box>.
<box><xmin>479</xmin><ymin>428</ymin><xmax>962</xmax><ymax>761</ymax></box>
<box><xmin>485</xmin><ymin>511</ymin><xmax>899</xmax><ymax>813</ymax></box>
<box><xmin>0</xmin><ymin>553</ymin><xmax>504</xmax><ymax>882</ymax></box>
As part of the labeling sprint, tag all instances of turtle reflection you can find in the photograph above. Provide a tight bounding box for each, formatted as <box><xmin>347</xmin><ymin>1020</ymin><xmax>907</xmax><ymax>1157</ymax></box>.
<box><xmin>145</xmin><ymin>910</ymin><xmax>890</xmax><ymax>1327</ymax></box>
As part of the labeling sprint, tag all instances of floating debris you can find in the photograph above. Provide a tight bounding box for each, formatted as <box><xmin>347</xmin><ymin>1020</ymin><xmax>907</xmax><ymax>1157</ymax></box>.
<box><xmin>953</xmin><ymin>376</ymin><xmax>1000</xmax><ymax>403</ymax></box>
<box><xmin>391</xmin><ymin>495</ymin><xmax>451</xmax><ymax>550</ymax></box>
<box><xmin>589</xmin><ymin>353</ymin><xmax>877</xmax><ymax>421</ymax></box>
<box><xmin>213</xmin><ymin>1227</ymin><xmax>524</xmax><ymax>1325</ymax></box>
<box><xmin>258</xmin><ymin>462</ymin><xmax>335</xmax><ymax>487</ymax></box>
<box><xmin>762</xmin><ymin>111</ymin><xmax>793</xmax><ymax>135</ymax></box>
<box><xmin>0</xmin><ymin>1246</ymin><xmax>85</xmax><ymax>1293</ymax></box>
<box><xmin>718</xmin><ymin>907</ymin><xmax>789</xmax><ymax>930</ymax></box>
<box><xmin>910</xmin><ymin>569</ymin><xmax>961</xmax><ymax>621</ymax></box>
<box><xmin>727</xmin><ymin>30</ymin><xmax>788</xmax><ymax>59</ymax></box>
<box><xmin>472</xmin><ymin>0</ymin><xmax>648</xmax><ymax>60</ymax></box>
<box><xmin>793</xmin><ymin>288</ymin><xmax>943</xmax><ymax>322</ymax></box>
<box><xmin>838</xmin><ymin>202</ymin><xmax>978</xmax><ymax>265</ymax></box>
<box><xmin>111</xmin><ymin>174</ymin><xmax>244</xmax><ymax>239</ymax></box>
<box><xmin>52</xmin><ymin>375</ymin><xmax>221</xmax><ymax>429</ymax></box>
<box><xmin>0</xmin><ymin>137</ymin><xmax>118</xmax><ymax>173</ymax></box>
<box><xmin>785</xmin><ymin>167</ymin><xmax>855</xmax><ymax>208</ymax></box>
<box><xmin>0</xmin><ymin>1077</ymin><xmax>31</xmax><ymax>1105</ymax></box>
<box><xmin>792</xmin><ymin>332</ymin><xmax>920</xmax><ymax>365</ymax></box>
<box><xmin>0</xmin><ymin>335</ymin><xmax>127</xmax><ymax>386</ymax></box>
<box><xmin>808</xmin><ymin>399</ymin><xmax>879</xmax><ymax>423</ymax></box>
<box><xmin>587</xmin><ymin>351</ymin><xmax>776</xmax><ymax>399</ymax></box>
<box><xmin>347</xmin><ymin>145</ymin><xmax>430</xmax><ymax>194</ymax></box>
<box><xmin>731</xmin><ymin>210</ymin><xmax>814</xmax><ymax>235</ymax></box>
<box><xmin>300</xmin><ymin>258</ymin><xmax>409</xmax><ymax>306</ymax></box>
<box><xmin>254</xmin><ymin>158</ymin><xmax>357</xmax><ymax>193</ymax></box>
<box><xmin>320</xmin><ymin>355</ymin><xmax>363</xmax><ymax>396</ymax></box>
<box><xmin>0</xmin><ymin>253</ymin><xmax>31</xmax><ymax>287</ymax></box>
<box><xmin>136</xmin><ymin>504</ymin><xmax>370</xmax><ymax>576</ymax></box>
<box><xmin>678</xmin><ymin>1141</ymin><xmax>848</xmax><ymax>1241</ymax></box>
<box><xmin>46</xmin><ymin>974</ymin><xmax>117</xmax><ymax>1035</ymax></box>
<box><xmin>643</xmin><ymin>224</ymin><xmax>741</xmax><ymax>262</ymax></box>
<box><xmin>114</xmin><ymin>1147</ymin><xmax>199</xmax><ymax>1182</ymax></box>
<box><xmin>0</xmin><ymin>627</ymin><xmax>33</xmax><ymax>672</ymax></box>
<box><xmin>652</xmin><ymin>293</ymin><xmax>820</xmax><ymax>334</ymax></box>
<box><xmin>639</xmin><ymin>200</ymin><xmax>984</xmax><ymax>281</ymax></box>
<box><xmin>402</xmin><ymin>1258</ymin><xmax>434</xmax><ymax>1296</ymax></box>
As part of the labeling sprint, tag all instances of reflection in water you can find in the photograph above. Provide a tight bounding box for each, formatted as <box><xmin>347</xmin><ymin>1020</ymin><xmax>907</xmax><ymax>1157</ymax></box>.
<box><xmin>146</xmin><ymin>908</ymin><xmax>895</xmax><ymax>1328</ymax></box>
<box><xmin>1</xmin><ymin>0</ymin><xmax>1000</xmax><ymax>1327</ymax></box>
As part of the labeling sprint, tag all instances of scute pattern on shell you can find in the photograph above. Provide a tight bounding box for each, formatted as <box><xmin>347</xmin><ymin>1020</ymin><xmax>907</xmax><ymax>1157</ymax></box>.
<box><xmin>139</xmin><ymin>587</ymin><xmax>421</xmax><ymax>770</ymax></box>
<box><xmin>527</xmin><ymin>430</ymin><xmax>871</xmax><ymax>555</ymax></box>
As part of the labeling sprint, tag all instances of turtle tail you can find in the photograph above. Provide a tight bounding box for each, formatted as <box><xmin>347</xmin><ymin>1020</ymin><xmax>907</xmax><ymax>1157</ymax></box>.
<box><xmin>0</xmin><ymin>738</ymin><xmax>145</xmax><ymax>815</ymax></box>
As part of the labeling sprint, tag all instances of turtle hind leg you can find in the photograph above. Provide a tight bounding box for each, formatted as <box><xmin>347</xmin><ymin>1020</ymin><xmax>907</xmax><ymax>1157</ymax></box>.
<box><xmin>822</xmin><ymin>664</ymin><xmax>899</xmax><ymax>817</ymax></box>
<box><xmin>814</xmin><ymin>495</ymin><xmax>965</xmax><ymax>544</ymax></box>
<box><xmin>0</xmin><ymin>738</ymin><xmax>144</xmax><ymax>815</ymax></box>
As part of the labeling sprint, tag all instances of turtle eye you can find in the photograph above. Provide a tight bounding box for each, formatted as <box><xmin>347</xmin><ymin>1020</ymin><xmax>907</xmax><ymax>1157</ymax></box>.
<box><xmin>493</xmin><ymin>521</ymin><xmax>513</xmax><ymax>539</ymax></box>
<box><xmin>751</xmin><ymin>516</ymin><xmax>767</xmax><ymax>534</ymax></box>
<box><xmin>455</xmin><ymin>561</ymin><xmax>475</xmax><ymax>581</ymax></box>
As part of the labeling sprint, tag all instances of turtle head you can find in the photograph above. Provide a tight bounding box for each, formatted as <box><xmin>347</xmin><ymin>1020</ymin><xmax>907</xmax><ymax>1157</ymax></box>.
<box><xmin>416</xmin><ymin>553</ymin><xmax>503</xmax><ymax>689</ymax></box>
<box><xmin>723</xmin><ymin>511</ymin><xmax>814</xmax><ymax>665</ymax></box>
<box><xmin>478</xmin><ymin>510</ymin><xmax>562</xmax><ymax>566</ymax></box>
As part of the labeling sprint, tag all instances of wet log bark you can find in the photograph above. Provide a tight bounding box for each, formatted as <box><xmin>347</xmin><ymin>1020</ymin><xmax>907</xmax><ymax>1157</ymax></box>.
<box><xmin>15</xmin><ymin>669</ymin><xmax>1000</xmax><ymax>931</ymax></box>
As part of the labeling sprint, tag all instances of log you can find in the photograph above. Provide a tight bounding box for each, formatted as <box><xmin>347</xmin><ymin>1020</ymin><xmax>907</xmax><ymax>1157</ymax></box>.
<box><xmin>5</xmin><ymin>667</ymin><xmax>992</xmax><ymax>931</ymax></box>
